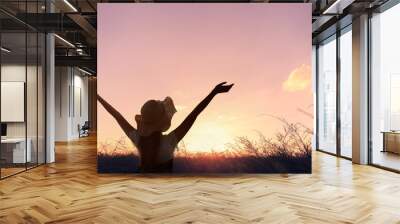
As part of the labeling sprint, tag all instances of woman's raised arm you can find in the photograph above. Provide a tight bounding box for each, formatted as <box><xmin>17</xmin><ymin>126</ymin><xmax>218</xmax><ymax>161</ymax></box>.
<box><xmin>97</xmin><ymin>94</ymin><xmax>137</xmax><ymax>138</ymax></box>
<box><xmin>170</xmin><ymin>82</ymin><xmax>234</xmax><ymax>142</ymax></box>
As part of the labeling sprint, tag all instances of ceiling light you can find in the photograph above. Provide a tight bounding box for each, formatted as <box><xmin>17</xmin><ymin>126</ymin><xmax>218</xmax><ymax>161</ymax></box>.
<box><xmin>76</xmin><ymin>48</ymin><xmax>85</xmax><ymax>55</ymax></box>
<box><xmin>78</xmin><ymin>67</ymin><xmax>93</xmax><ymax>76</ymax></box>
<box><xmin>54</xmin><ymin>34</ymin><xmax>75</xmax><ymax>48</ymax></box>
<box><xmin>1</xmin><ymin>47</ymin><xmax>11</xmax><ymax>53</ymax></box>
<box><xmin>63</xmin><ymin>0</ymin><xmax>78</xmax><ymax>12</ymax></box>
<box><xmin>323</xmin><ymin>0</ymin><xmax>341</xmax><ymax>14</ymax></box>
<box><xmin>322</xmin><ymin>0</ymin><xmax>354</xmax><ymax>15</ymax></box>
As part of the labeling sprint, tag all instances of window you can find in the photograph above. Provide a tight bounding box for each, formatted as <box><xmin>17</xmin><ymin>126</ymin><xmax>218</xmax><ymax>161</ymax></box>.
<box><xmin>370</xmin><ymin>3</ymin><xmax>400</xmax><ymax>171</ymax></box>
<box><xmin>339</xmin><ymin>27</ymin><xmax>352</xmax><ymax>158</ymax></box>
<box><xmin>317</xmin><ymin>35</ymin><xmax>337</xmax><ymax>154</ymax></box>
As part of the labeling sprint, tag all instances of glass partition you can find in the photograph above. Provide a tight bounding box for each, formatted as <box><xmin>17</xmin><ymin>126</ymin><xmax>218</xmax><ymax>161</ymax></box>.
<box><xmin>0</xmin><ymin>1</ymin><xmax>46</xmax><ymax>179</ymax></box>
<box><xmin>1</xmin><ymin>31</ymin><xmax>28</xmax><ymax>177</ymax></box>
<box><xmin>27</xmin><ymin>31</ymin><xmax>38</xmax><ymax>169</ymax></box>
<box><xmin>38</xmin><ymin>32</ymin><xmax>46</xmax><ymax>165</ymax></box>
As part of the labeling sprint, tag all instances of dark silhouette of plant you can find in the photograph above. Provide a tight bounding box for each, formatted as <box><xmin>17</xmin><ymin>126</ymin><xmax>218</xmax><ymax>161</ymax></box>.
<box><xmin>98</xmin><ymin>117</ymin><xmax>312</xmax><ymax>173</ymax></box>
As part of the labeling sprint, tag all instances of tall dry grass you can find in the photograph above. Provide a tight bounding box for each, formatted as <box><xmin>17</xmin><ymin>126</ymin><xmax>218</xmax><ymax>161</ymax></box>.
<box><xmin>97</xmin><ymin>118</ymin><xmax>312</xmax><ymax>173</ymax></box>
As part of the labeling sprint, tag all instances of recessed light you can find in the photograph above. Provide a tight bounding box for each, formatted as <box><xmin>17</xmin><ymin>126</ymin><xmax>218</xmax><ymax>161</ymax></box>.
<box><xmin>78</xmin><ymin>67</ymin><xmax>93</xmax><ymax>76</ymax></box>
<box><xmin>63</xmin><ymin>0</ymin><xmax>78</xmax><ymax>12</ymax></box>
<box><xmin>1</xmin><ymin>47</ymin><xmax>11</xmax><ymax>53</ymax></box>
<box><xmin>322</xmin><ymin>0</ymin><xmax>353</xmax><ymax>15</ymax></box>
<box><xmin>54</xmin><ymin>34</ymin><xmax>75</xmax><ymax>48</ymax></box>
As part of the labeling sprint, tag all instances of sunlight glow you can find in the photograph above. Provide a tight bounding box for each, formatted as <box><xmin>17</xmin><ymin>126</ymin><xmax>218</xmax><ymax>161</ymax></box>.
<box><xmin>182</xmin><ymin>122</ymin><xmax>233</xmax><ymax>152</ymax></box>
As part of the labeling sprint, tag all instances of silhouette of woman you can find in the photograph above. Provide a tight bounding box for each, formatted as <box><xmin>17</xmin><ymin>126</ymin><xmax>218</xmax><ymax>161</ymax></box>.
<box><xmin>98</xmin><ymin>82</ymin><xmax>234</xmax><ymax>173</ymax></box>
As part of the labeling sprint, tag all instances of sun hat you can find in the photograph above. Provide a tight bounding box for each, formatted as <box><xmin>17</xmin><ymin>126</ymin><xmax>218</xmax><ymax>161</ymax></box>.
<box><xmin>135</xmin><ymin>97</ymin><xmax>177</xmax><ymax>136</ymax></box>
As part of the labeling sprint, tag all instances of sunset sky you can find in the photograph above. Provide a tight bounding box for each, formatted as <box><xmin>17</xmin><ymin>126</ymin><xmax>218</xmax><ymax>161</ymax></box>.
<box><xmin>98</xmin><ymin>4</ymin><xmax>312</xmax><ymax>152</ymax></box>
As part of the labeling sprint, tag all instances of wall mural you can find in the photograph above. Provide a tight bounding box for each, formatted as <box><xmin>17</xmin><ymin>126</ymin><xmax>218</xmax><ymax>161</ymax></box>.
<box><xmin>97</xmin><ymin>3</ymin><xmax>312</xmax><ymax>173</ymax></box>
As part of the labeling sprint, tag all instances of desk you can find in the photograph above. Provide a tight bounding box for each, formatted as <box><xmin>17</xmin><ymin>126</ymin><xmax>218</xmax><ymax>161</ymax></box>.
<box><xmin>1</xmin><ymin>138</ymin><xmax>31</xmax><ymax>163</ymax></box>
<box><xmin>382</xmin><ymin>131</ymin><xmax>400</xmax><ymax>154</ymax></box>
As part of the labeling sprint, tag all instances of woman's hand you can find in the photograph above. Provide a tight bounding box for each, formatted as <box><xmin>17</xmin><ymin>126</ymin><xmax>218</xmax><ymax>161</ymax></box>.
<box><xmin>212</xmin><ymin>82</ymin><xmax>234</xmax><ymax>94</ymax></box>
<box><xmin>172</xmin><ymin>81</ymin><xmax>234</xmax><ymax>142</ymax></box>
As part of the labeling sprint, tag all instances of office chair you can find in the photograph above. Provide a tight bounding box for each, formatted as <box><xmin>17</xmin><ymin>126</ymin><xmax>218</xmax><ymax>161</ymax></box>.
<box><xmin>79</xmin><ymin>121</ymin><xmax>90</xmax><ymax>138</ymax></box>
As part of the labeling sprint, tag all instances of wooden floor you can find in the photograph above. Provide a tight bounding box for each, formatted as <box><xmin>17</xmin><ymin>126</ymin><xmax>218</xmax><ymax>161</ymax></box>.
<box><xmin>1</xmin><ymin>135</ymin><xmax>400</xmax><ymax>224</ymax></box>
<box><xmin>372</xmin><ymin>150</ymin><xmax>400</xmax><ymax>171</ymax></box>
<box><xmin>1</xmin><ymin>167</ymin><xmax>26</xmax><ymax>178</ymax></box>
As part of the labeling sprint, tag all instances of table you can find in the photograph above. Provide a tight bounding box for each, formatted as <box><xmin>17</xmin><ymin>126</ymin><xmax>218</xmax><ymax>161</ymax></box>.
<box><xmin>1</xmin><ymin>138</ymin><xmax>32</xmax><ymax>164</ymax></box>
<box><xmin>382</xmin><ymin>131</ymin><xmax>400</xmax><ymax>154</ymax></box>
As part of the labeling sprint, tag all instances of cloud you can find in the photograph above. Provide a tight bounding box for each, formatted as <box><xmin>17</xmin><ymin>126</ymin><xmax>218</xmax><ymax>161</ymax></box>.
<box><xmin>282</xmin><ymin>64</ymin><xmax>311</xmax><ymax>92</ymax></box>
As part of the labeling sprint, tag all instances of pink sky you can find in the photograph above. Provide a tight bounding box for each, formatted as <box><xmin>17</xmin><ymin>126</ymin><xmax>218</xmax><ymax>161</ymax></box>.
<box><xmin>98</xmin><ymin>4</ymin><xmax>312</xmax><ymax>152</ymax></box>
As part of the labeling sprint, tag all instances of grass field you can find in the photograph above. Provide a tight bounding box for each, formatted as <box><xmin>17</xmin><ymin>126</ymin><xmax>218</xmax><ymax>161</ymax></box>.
<box><xmin>97</xmin><ymin>119</ymin><xmax>312</xmax><ymax>173</ymax></box>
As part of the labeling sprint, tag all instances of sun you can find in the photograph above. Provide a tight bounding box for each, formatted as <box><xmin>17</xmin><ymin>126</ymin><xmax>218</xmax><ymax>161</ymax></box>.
<box><xmin>182</xmin><ymin>122</ymin><xmax>233</xmax><ymax>153</ymax></box>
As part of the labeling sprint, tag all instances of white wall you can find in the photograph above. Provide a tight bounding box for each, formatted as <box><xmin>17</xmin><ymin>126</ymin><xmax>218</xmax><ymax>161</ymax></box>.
<box><xmin>55</xmin><ymin>67</ymin><xmax>89</xmax><ymax>141</ymax></box>
<box><xmin>55</xmin><ymin>67</ymin><xmax>70</xmax><ymax>141</ymax></box>
<box><xmin>72</xmin><ymin>73</ymin><xmax>89</xmax><ymax>138</ymax></box>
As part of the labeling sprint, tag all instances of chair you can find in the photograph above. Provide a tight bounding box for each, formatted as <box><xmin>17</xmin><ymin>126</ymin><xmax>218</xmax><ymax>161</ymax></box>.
<box><xmin>79</xmin><ymin>121</ymin><xmax>90</xmax><ymax>138</ymax></box>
